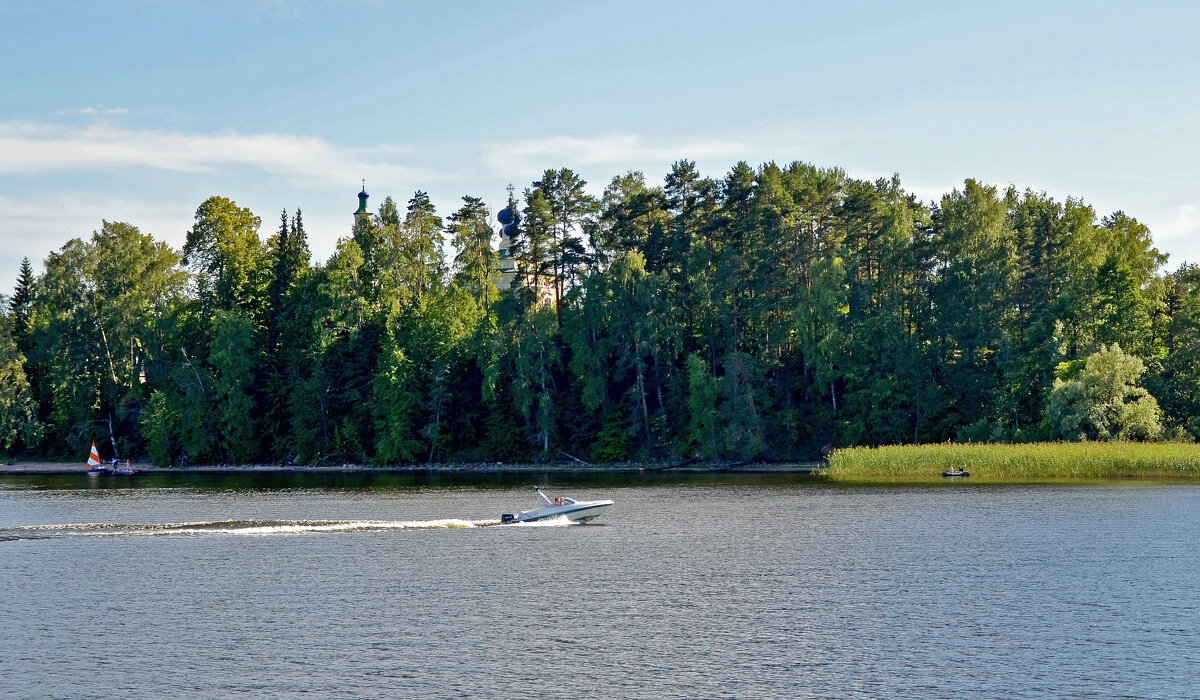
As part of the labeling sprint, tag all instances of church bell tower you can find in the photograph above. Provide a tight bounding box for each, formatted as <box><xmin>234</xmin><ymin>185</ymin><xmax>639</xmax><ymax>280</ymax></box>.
<box><xmin>355</xmin><ymin>180</ymin><xmax>369</xmax><ymax>217</ymax></box>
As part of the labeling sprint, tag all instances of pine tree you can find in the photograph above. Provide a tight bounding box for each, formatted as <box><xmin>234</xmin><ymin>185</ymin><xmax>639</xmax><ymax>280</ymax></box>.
<box><xmin>532</xmin><ymin>168</ymin><xmax>598</xmax><ymax>322</ymax></box>
<box><xmin>400</xmin><ymin>191</ymin><xmax>445</xmax><ymax>302</ymax></box>
<box><xmin>448</xmin><ymin>196</ymin><xmax>498</xmax><ymax>308</ymax></box>
<box><xmin>9</xmin><ymin>257</ymin><xmax>34</xmax><ymax>344</ymax></box>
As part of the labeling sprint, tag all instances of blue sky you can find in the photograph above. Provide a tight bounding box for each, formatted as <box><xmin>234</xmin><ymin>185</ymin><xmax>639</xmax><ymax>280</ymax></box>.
<box><xmin>3</xmin><ymin>0</ymin><xmax>1198</xmax><ymax>293</ymax></box>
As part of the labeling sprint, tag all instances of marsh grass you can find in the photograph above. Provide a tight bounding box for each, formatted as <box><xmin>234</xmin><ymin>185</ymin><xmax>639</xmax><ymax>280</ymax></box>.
<box><xmin>827</xmin><ymin>442</ymin><xmax>1200</xmax><ymax>480</ymax></box>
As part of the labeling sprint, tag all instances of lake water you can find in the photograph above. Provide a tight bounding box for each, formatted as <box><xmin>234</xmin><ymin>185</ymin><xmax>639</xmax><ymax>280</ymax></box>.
<box><xmin>1</xmin><ymin>472</ymin><xmax>1198</xmax><ymax>698</ymax></box>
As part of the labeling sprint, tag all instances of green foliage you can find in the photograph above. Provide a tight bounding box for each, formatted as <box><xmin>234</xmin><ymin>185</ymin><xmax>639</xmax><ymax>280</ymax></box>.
<box><xmin>8</xmin><ymin>164</ymin><xmax>1193</xmax><ymax>465</ymax></box>
<box><xmin>319</xmin><ymin>238</ymin><xmax>368</xmax><ymax>336</ymax></box>
<box><xmin>595</xmin><ymin>171</ymin><xmax>667</xmax><ymax>267</ymax></box>
<box><xmin>566</xmin><ymin>251</ymin><xmax>680</xmax><ymax>455</ymax></box>
<box><xmin>534</xmin><ymin>168</ymin><xmax>598</xmax><ymax>309</ymax></box>
<box><xmin>373</xmin><ymin>345</ymin><xmax>421</xmax><ymax>463</ymax></box>
<box><xmin>685</xmin><ymin>352</ymin><xmax>722</xmax><ymax>459</ymax></box>
<box><xmin>517</xmin><ymin>188</ymin><xmax>556</xmax><ymax>301</ymax></box>
<box><xmin>167</xmin><ymin>349</ymin><xmax>217</xmax><ymax>464</ymax></box>
<box><xmin>184</xmin><ymin>196</ymin><xmax>265</xmax><ymax>323</ymax></box>
<box><xmin>504</xmin><ymin>305</ymin><xmax>561</xmax><ymax>455</ymax></box>
<box><xmin>590</xmin><ymin>409</ymin><xmax>630</xmax><ymax>462</ymax></box>
<box><xmin>930</xmin><ymin>180</ymin><xmax>1019</xmax><ymax>431</ymax></box>
<box><xmin>140</xmin><ymin>389</ymin><xmax>175</xmax><ymax>466</ymax></box>
<box><xmin>260</xmin><ymin>209</ymin><xmax>313</xmax><ymax>459</ymax></box>
<box><xmin>719</xmin><ymin>352</ymin><xmax>767</xmax><ymax>460</ymax></box>
<box><xmin>1045</xmin><ymin>344</ymin><xmax>1162</xmax><ymax>441</ymax></box>
<box><xmin>9</xmin><ymin>257</ymin><xmax>34</xmax><ymax>343</ymax></box>
<box><xmin>209</xmin><ymin>309</ymin><xmax>260</xmax><ymax>462</ymax></box>
<box><xmin>31</xmin><ymin>221</ymin><xmax>184</xmax><ymax>456</ymax></box>
<box><xmin>0</xmin><ymin>320</ymin><xmax>41</xmax><ymax>450</ymax></box>
<box><xmin>449</xmin><ymin>195</ymin><xmax>499</xmax><ymax>307</ymax></box>
<box><xmin>1148</xmin><ymin>264</ymin><xmax>1200</xmax><ymax>437</ymax></box>
<box><xmin>265</xmin><ymin>208</ymin><xmax>311</xmax><ymax>348</ymax></box>
<box><xmin>398</xmin><ymin>191</ymin><xmax>445</xmax><ymax>303</ymax></box>
<box><xmin>829</xmin><ymin>441</ymin><xmax>1200</xmax><ymax>480</ymax></box>
<box><xmin>482</xmin><ymin>388</ymin><xmax>526</xmax><ymax>462</ymax></box>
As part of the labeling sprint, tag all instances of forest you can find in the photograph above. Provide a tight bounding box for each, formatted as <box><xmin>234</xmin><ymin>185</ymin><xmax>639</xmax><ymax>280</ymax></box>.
<box><xmin>2</xmin><ymin>159</ymin><xmax>1198</xmax><ymax>465</ymax></box>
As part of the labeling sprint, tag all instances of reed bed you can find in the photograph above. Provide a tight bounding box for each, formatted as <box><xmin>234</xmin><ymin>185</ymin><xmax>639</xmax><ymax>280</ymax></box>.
<box><xmin>827</xmin><ymin>442</ymin><xmax>1200</xmax><ymax>480</ymax></box>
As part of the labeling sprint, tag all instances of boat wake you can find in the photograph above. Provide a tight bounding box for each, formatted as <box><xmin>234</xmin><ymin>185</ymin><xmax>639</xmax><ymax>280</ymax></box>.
<box><xmin>0</xmin><ymin>518</ymin><xmax>503</xmax><ymax>541</ymax></box>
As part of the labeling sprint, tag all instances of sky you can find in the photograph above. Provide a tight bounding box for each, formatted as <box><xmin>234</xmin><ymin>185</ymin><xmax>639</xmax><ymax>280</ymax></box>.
<box><xmin>3</xmin><ymin>0</ymin><xmax>1199</xmax><ymax>294</ymax></box>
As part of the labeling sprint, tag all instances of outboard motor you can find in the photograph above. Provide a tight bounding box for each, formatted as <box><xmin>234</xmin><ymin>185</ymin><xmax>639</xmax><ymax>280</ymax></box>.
<box><xmin>500</xmin><ymin>513</ymin><xmax>515</xmax><ymax>524</ymax></box>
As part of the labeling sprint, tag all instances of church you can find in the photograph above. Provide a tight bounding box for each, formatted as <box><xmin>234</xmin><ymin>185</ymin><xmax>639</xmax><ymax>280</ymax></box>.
<box><xmin>354</xmin><ymin>185</ymin><xmax>555</xmax><ymax>307</ymax></box>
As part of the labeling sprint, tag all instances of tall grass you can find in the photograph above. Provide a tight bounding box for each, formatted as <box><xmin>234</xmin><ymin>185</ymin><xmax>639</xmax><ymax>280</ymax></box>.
<box><xmin>827</xmin><ymin>442</ymin><xmax>1200</xmax><ymax>480</ymax></box>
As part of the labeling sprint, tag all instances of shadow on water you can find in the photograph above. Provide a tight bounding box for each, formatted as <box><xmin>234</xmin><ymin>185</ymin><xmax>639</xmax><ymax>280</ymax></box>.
<box><xmin>0</xmin><ymin>469</ymin><xmax>830</xmax><ymax>492</ymax></box>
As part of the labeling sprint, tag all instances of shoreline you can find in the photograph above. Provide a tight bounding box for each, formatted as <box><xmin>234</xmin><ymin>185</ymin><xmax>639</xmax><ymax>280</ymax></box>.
<box><xmin>4</xmin><ymin>459</ymin><xmax>1196</xmax><ymax>483</ymax></box>
<box><xmin>0</xmin><ymin>460</ymin><xmax>827</xmax><ymax>476</ymax></box>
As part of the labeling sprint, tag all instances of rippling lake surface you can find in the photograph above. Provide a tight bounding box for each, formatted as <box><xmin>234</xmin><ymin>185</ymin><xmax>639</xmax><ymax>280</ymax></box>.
<box><xmin>2</xmin><ymin>472</ymin><xmax>1198</xmax><ymax>698</ymax></box>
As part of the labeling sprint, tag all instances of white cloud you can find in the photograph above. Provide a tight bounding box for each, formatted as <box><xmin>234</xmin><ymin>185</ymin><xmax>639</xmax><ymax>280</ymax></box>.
<box><xmin>56</xmin><ymin>105</ymin><xmax>131</xmax><ymax>116</ymax></box>
<box><xmin>1145</xmin><ymin>203</ymin><xmax>1200</xmax><ymax>267</ymax></box>
<box><xmin>1151</xmin><ymin>203</ymin><xmax>1200</xmax><ymax>242</ymax></box>
<box><xmin>0</xmin><ymin>121</ymin><xmax>432</xmax><ymax>188</ymax></box>
<box><xmin>0</xmin><ymin>191</ymin><xmax>348</xmax><ymax>291</ymax></box>
<box><xmin>0</xmin><ymin>192</ymin><xmax>192</xmax><ymax>251</ymax></box>
<box><xmin>0</xmin><ymin>128</ymin><xmax>762</xmax><ymax>292</ymax></box>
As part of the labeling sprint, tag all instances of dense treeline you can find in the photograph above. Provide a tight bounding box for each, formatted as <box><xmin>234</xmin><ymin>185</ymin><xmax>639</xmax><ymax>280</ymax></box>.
<box><xmin>3</xmin><ymin>160</ymin><xmax>1198</xmax><ymax>465</ymax></box>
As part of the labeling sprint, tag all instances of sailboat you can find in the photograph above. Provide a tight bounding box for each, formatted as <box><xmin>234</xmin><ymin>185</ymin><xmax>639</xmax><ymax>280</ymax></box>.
<box><xmin>85</xmin><ymin>442</ymin><xmax>110</xmax><ymax>474</ymax></box>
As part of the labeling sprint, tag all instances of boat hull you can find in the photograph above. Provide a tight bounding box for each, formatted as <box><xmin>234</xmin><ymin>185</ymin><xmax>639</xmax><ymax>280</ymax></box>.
<box><xmin>504</xmin><ymin>500</ymin><xmax>614</xmax><ymax>524</ymax></box>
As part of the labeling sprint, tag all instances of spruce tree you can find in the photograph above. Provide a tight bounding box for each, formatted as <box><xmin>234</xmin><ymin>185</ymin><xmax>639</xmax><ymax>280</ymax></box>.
<box><xmin>9</xmin><ymin>257</ymin><xmax>34</xmax><ymax>345</ymax></box>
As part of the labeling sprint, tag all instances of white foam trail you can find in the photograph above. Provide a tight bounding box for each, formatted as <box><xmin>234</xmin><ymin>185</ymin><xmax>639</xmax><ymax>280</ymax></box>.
<box><xmin>182</xmin><ymin>519</ymin><xmax>483</xmax><ymax>535</ymax></box>
<box><xmin>2</xmin><ymin>518</ymin><xmax>492</xmax><ymax>539</ymax></box>
<box><xmin>2</xmin><ymin>515</ymin><xmax>590</xmax><ymax>540</ymax></box>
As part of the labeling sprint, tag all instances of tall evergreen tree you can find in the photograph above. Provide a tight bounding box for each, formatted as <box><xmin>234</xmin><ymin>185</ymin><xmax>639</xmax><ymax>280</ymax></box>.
<box><xmin>594</xmin><ymin>172</ymin><xmax>667</xmax><ymax>268</ymax></box>
<box><xmin>518</xmin><ymin>188</ymin><xmax>556</xmax><ymax>306</ymax></box>
<box><xmin>399</xmin><ymin>191</ymin><xmax>445</xmax><ymax>302</ymax></box>
<box><xmin>1149</xmin><ymin>264</ymin><xmax>1200</xmax><ymax>436</ymax></box>
<box><xmin>929</xmin><ymin>180</ymin><xmax>1019</xmax><ymax>439</ymax></box>
<box><xmin>9</xmin><ymin>257</ymin><xmax>34</xmax><ymax>344</ymax></box>
<box><xmin>260</xmin><ymin>208</ymin><xmax>312</xmax><ymax>458</ymax></box>
<box><xmin>448</xmin><ymin>196</ymin><xmax>499</xmax><ymax>308</ymax></box>
<box><xmin>532</xmin><ymin>168</ymin><xmax>598</xmax><ymax>321</ymax></box>
<box><xmin>6</xmin><ymin>161</ymin><xmax>1195</xmax><ymax>462</ymax></box>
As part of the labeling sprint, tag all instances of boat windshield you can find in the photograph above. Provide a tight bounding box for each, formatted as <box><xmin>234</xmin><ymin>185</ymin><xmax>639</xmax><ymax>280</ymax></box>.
<box><xmin>559</xmin><ymin>497</ymin><xmax>577</xmax><ymax>505</ymax></box>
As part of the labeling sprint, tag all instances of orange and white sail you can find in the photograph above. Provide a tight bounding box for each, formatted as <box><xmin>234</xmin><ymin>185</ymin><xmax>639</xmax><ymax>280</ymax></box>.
<box><xmin>87</xmin><ymin>442</ymin><xmax>101</xmax><ymax>467</ymax></box>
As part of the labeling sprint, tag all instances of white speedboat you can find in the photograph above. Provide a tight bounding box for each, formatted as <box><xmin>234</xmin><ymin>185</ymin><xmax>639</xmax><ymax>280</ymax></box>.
<box><xmin>501</xmin><ymin>486</ymin><xmax>613</xmax><ymax>524</ymax></box>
